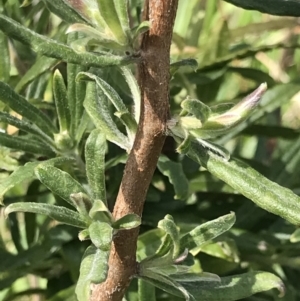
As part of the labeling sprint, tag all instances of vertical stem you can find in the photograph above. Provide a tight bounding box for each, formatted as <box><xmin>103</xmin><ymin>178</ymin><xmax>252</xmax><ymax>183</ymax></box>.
<box><xmin>90</xmin><ymin>0</ymin><xmax>178</xmax><ymax>300</ymax></box>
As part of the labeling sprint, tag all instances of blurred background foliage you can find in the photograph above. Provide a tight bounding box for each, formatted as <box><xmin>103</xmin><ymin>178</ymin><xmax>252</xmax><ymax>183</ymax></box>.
<box><xmin>1</xmin><ymin>0</ymin><xmax>300</xmax><ymax>300</ymax></box>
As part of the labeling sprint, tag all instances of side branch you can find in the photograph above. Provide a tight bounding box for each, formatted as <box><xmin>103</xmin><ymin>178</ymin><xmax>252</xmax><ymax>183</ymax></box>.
<box><xmin>91</xmin><ymin>0</ymin><xmax>178</xmax><ymax>300</ymax></box>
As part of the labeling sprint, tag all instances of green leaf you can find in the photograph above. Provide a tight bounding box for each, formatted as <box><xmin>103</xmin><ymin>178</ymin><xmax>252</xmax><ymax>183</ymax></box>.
<box><xmin>188</xmin><ymin>141</ymin><xmax>300</xmax><ymax>225</ymax></box>
<box><xmin>0</xmin><ymin>81</ymin><xmax>56</xmax><ymax>136</ymax></box>
<box><xmin>97</xmin><ymin>0</ymin><xmax>128</xmax><ymax>45</ymax></box>
<box><xmin>35</xmin><ymin>165</ymin><xmax>87</xmax><ymax>209</ymax></box>
<box><xmin>132</xmin><ymin>20</ymin><xmax>150</xmax><ymax>42</ymax></box>
<box><xmin>180</xmin><ymin>98</ymin><xmax>211</xmax><ymax>123</ymax></box>
<box><xmin>182</xmin><ymin>271</ymin><xmax>285</xmax><ymax>300</ymax></box>
<box><xmin>5</xmin><ymin>202</ymin><xmax>87</xmax><ymax>228</ymax></box>
<box><xmin>25</xmin><ymin>180</ymin><xmax>39</xmax><ymax>246</ymax></box>
<box><xmin>78</xmin><ymin>72</ymin><xmax>137</xmax><ymax>140</ymax></box>
<box><xmin>89</xmin><ymin>221</ymin><xmax>113</xmax><ymax>251</ymax></box>
<box><xmin>66</xmin><ymin>37</ymin><xmax>87</xmax><ymax>138</ymax></box>
<box><xmin>120</xmin><ymin>66</ymin><xmax>141</xmax><ymax>123</ymax></box>
<box><xmin>172</xmin><ymin>272</ymin><xmax>221</xmax><ymax>283</ymax></box>
<box><xmin>53</xmin><ymin>69</ymin><xmax>70</xmax><ymax>133</ymax></box>
<box><xmin>200</xmin><ymin>239</ymin><xmax>239</xmax><ymax>262</ymax></box>
<box><xmin>0</xmin><ymin>111</ymin><xmax>55</xmax><ymax>147</ymax></box>
<box><xmin>290</xmin><ymin>228</ymin><xmax>300</xmax><ymax>243</ymax></box>
<box><xmin>0</xmin><ymin>14</ymin><xmax>136</xmax><ymax>68</ymax></box>
<box><xmin>180</xmin><ymin>212</ymin><xmax>236</xmax><ymax>252</ymax></box>
<box><xmin>138</xmin><ymin>279</ymin><xmax>156</xmax><ymax>301</ymax></box>
<box><xmin>15</xmin><ymin>56</ymin><xmax>58</xmax><ymax>93</ymax></box>
<box><xmin>217</xmin><ymin>83</ymin><xmax>300</xmax><ymax>144</ymax></box>
<box><xmin>157</xmin><ymin>155</ymin><xmax>189</xmax><ymax>200</ymax></box>
<box><xmin>75</xmin><ymin>245</ymin><xmax>109</xmax><ymax>301</ymax></box>
<box><xmin>170</xmin><ymin>59</ymin><xmax>198</xmax><ymax>76</ymax></box>
<box><xmin>85</xmin><ymin>129</ymin><xmax>107</xmax><ymax>203</ymax></box>
<box><xmin>114</xmin><ymin>0</ymin><xmax>130</xmax><ymax>36</ymax></box>
<box><xmin>137</xmin><ymin>228</ymin><xmax>165</xmax><ymax>261</ymax></box>
<box><xmin>0</xmin><ymin>157</ymin><xmax>73</xmax><ymax>204</ymax></box>
<box><xmin>158</xmin><ymin>215</ymin><xmax>180</xmax><ymax>259</ymax></box>
<box><xmin>0</xmin><ymin>31</ymin><xmax>10</xmax><ymax>83</ymax></box>
<box><xmin>223</xmin><ymin>0</ymin><xmax>300</xmax><ymax>17</ymax></box>
<box><xmin>83</xmin><ymin>82</ymin><xmax>131</xmax><ymax>151</ymax></box>
<box><xmin>0</xmin><ymin>133</ymin><xmax>55</xmax><ymax>156</ymax></box>
<box><xmin>139</xmin><ymin>269</ymin><xmax>191</xmax><ymax>301</ymax></box>
<box><xmin>89</xmin><ymin>199</ymin><xmax>112</xmax><ymax>223</ymax></box>
<box><xmin>113</xmin><ymin>214</ymin><xmax>141</xmax><ymax>230</ymax></box>
<box><xmin>42</xmin><ymin>0</ymin><xmax>88</xmax><ymax>24</ymax></box>
<box><xmin>228</xmin><ymin>67</ymin><xmax>276</xmax><ymax>87</ymax></box>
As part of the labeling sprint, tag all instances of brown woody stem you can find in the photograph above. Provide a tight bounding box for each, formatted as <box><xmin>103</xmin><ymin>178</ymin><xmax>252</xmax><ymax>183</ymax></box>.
<box><xmin>90</xmin><ymin>0</ymin><xmax>178</xmax><ymax>300</ymax></box>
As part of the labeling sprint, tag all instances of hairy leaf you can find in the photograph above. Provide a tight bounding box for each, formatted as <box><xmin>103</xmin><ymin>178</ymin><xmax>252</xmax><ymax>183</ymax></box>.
<box><xmin>188</xmin><ymin>141</ymin><xmax>300</xmax><ymax>225</ymax></box>
<box><xmin>85</xmin><ymin>129</ymin><xmax>106</xmax><ymax>203</ymax></box>
<box><xmin>5</xmin><ymin>202</ymin><xmax>87</xmax><ymax>228</ymax></box>
<box><xmin>76</xmin><ymin>245</ymin><xmax>109</xmax><ymax>301</ymax></box>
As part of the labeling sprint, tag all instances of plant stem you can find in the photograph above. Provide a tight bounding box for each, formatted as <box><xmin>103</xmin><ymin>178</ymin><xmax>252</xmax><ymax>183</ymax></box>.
<box><xmin>90</xmin><ymin>0</ymin><xmax>178</xmax><ymax>300</ymax></box>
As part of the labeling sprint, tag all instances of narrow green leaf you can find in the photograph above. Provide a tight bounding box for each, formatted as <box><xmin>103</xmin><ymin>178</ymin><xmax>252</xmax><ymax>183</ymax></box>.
<box><xmin>180</xmin><ymin>212</ymin><xmax>236</xmax><ymax>252</ymax></box>
<box><xmin>85</xmin><ymin>129</ymin><xmax>106</xmax><ymax>203</ymax></box>
<box><xmin>15</xmin><ymin>56</ymin><xmax>58</xmax><ymax>93</ymax></box>
<box><xmin>223</xmin><ymin>0</ymin><xmax>300</xmax><ymax>17</ymax></box>
<box><xmin>9</xmin><ymin>212</ymin><xmax>24</xmax><ymax>252</ymax></box>
<box><xmin>113</xmin><ymin>214</ymin><xmax>141</xmax><ymax>230</ymax></box>
<box><xmin>217</xmin><ymin>83</ymin><xmax>300</xmax><ymax>144</ymax></box>
<box><xmin>138</xmin><ymin>279</ymin><xmax>156</xmax><ymax>301</ymax></box>
<box><xmin>83</xmin><ymin>82</ymin><xmax>131</xmax><ymax>151</ymax></box>
<box><xmin>228</xmin><ymin>67</ymin><xmax>276</xmax><ymax>87</ymax></box>
<box><xmin>89</xmin><ymin>221</ymin><xmax>113</xmax><ymax>251</ymax></box>
<box><xmin>75</xmin><ymin>245</ymin><xmax>109</xmax><ymax>301</ymax></box>
<box><xmin>63</xmin><ymin>0</ymin><xmax>107</xmax><ymax>28</ymax></box>
<box><xmin>120</xmin><ymin>66</ymin><xmax>141</xmax><ymax>123</ymax></box>
<box><xmin>42</xmin><ymin>0</ymin><xmax>88</xmax><ymax>24</ymax></box>
<box><xmin>182</xmin><ymin>271</ymin><xmax>285</xmax><ymax>300</ymax></box>
<box><xmin>170</xmin><ymin>59</ymin><xmax>198</xmax><ymax>76</ymax></box>
<box><xmin>25</xmin><ymin>180</ymin><xmax>39</xmax><ymax>246</ymax></box>
<box><xmin>157</xmin><ymin>155</ymin><xmax>189</xmax><ymax>200</ymax></box>
<box><xmin>188</xmin><ymin>141</ymin><xmax>300</xmax><ymax>225</ymax></box>
<box><xmin>158</xmin><ymin>215</ymin><xmax>180</xmax><ymax>259</ymax></box>
<box><xmin>66</xmin><ymin>36</ymin><xmax>87</xmax><ymax>138</ymax></box>
<box><xmin>0</xmin><ymin>133</ymin><xmax>55</xmax><ymax>156</ymax></box>
<box><xmin>114</xmin><ymin>0</ymin><xmax>130</xmax><ymax>36</ymax></box>
<box><xmin>139</xmin><ymin>270</ymin><xmax>191</xmax><ymax>301</ymax></box>
<box><xmin>132</xmin><ymin>20</ymin><xmax>150</xmax><ymax>42</ymax></box>
<box><xmin>0</xmin><ymin>157</ymin><xmax>73</xmax><ymax>204</ymax></box>
<box><xmin>0</xmin><ymin>14</ymin><xmax>136</xmax><ymax>68</ymax></box>
<box><xmin>78</xmin><ymin>72</ymin><xmax>137</xmax><ymax>139</ymax></box>
<box><xmin>172</xmin><ymin>272</ymin><xmax>221</xmax><ymax>283</ymax></box>
<box><xmin>0</xmin><ymin>31</ymin><xmax>10</xmax><ymax>83</ymax></box>
<box><xmin>0</xmin><ymin>111</ymin><xmax>55</xmax><ymax>147</ymax></box>
<box><xmin>5</xmin><ymin>202</ymin><xmax>87</xmax><ymax>228</ymax></box>
<box><xmin>53</xmin><ymin>70</ymin><xmax>70</xmax><ymax>132</ymax></box>
<box><xmin>35</xmin><ymin>165</ymin><xmax>87</xmax><ymax>209</ymax></box>
<box><xmin>75</xmin><ymin>111</ymin><xmax>90</xmax><ymax>143</ymax></box>
<box><xmin>97</xmin><ymin>0</ymin><xmax>127</xmax><ymax>45</ymax></box>
<box><xmin>0</xmin><ymin>81</ymin><xmax>56</xmax><ymax>136</ymax></box>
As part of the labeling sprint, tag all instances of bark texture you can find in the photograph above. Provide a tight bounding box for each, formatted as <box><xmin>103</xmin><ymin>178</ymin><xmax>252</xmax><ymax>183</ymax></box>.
<box><xmin>90</xmin><ymin>0</ymin><xmax>178</xmax><ymax>300</ymax></box>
